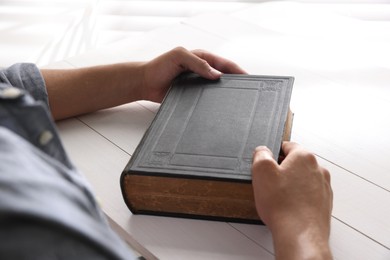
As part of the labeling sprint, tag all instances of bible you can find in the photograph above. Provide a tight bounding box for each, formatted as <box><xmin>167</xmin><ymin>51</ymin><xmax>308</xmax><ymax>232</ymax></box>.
<box><xmin>120</xmin><ymin>73</ymin><xmax>294</xmax><ymax>224</ymax></box>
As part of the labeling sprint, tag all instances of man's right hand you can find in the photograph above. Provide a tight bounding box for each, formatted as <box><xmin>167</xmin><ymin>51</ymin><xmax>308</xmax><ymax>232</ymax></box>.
<box><xmin>251</xmin><ymin>142</ymin><xmax>333</xmax><ymax>260</ymax></box>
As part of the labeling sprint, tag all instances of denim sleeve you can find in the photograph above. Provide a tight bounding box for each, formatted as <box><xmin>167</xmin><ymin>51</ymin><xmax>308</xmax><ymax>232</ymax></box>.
<box><xmin>0</xmin><ymin>63</ymin><xmax>49</xmax><ymax>108</ymax></box>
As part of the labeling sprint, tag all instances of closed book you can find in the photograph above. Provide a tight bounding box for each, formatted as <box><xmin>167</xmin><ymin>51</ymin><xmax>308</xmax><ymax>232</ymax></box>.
<box><xmin>121</xmin><ymin>73</ymin><xmax>294</xmax><ymax>224</ymax></box>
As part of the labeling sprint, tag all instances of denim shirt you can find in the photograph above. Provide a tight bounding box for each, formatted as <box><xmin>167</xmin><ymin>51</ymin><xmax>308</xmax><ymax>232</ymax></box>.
<box><xmin>0</xmin><ymin>64</ymin><xmax>139</xmax><ymax>260</ymax></box>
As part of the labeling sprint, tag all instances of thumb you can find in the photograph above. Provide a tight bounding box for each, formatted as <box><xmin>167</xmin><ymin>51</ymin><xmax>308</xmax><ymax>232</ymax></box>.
<box><xmin>186</xmin><ymin>56</ymin><xmax>222</xmax><ymax>79</ymax></box>
<box><xmin>253</xmin><ymin>146</ymin><xmax>275</xmax><ymax>165</ymax></box>
<box><xmin>252</xmin><ymin>146</ymin><xmax>278</xmax><ymax>179</ymax></box>
<box><xmin>251</xmin><ymin>146</ymin><xmax>279</xmax><ymax>223</ymax></box>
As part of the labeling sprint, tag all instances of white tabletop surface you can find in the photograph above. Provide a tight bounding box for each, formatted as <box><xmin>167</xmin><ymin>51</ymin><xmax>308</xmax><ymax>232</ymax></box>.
<box><xmin>50</xmin><ymin>2</ymin><xmax>390</xmax><ymax>259</ymax></box>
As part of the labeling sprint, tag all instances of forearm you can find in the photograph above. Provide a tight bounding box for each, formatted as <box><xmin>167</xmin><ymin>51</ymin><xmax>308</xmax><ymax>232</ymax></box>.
<box><xmin>41</xmin><ymin>62</ymin><xmax>145</xmax><ymax>120</ymax></box>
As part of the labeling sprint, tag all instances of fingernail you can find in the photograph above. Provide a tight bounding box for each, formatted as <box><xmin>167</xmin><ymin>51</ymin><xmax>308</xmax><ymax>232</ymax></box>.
<box><xmin>254</xmin><ymin>146</ymin><xmax>271</xmax><ymax>153</ymax></box>
<box><xmin>253</xmin><ymin>146</ymin><xmax>273</xmax><ymax>159</ymax></box>
<box><xmin>209</xmin><ymin>67</ymin><xmax>222</xmax><ymax>78</ymax></box>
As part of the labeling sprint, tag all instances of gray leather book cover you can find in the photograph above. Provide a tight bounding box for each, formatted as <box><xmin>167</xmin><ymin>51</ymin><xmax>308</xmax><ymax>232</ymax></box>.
<box><xmin>121</xmin><ymin>73</ymin><xmax>294</xmax><ymax>223</ymax></box>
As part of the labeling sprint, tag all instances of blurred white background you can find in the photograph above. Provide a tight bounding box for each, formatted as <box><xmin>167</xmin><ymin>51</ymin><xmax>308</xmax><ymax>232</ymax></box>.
<box><xmin>0</xmin><ymin>0</ymin><xmax>389</xmax><ymax>67</ymax></box>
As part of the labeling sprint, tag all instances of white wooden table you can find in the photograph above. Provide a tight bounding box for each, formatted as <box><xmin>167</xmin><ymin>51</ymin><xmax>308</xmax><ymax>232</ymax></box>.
<box><xmin>52</xmin><ymin>2</ymin><xmax>390</xmax><ymax>259</ymax></box>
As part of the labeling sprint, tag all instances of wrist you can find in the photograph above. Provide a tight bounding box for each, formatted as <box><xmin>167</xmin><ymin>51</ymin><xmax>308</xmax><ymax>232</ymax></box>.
<box><xmin>270</xmin><ymin>217</ymin><xmax>332</xmax><ymax>260</ymax></box>
<box><xmin>120</xmin><ymin>62</ymin><xmax>146</xmax><ymax>102</ymax></box>
<box><xmin>134</xmin><ymin>62</ymin><xmax>148</xmax><ymax>101</ymax></box>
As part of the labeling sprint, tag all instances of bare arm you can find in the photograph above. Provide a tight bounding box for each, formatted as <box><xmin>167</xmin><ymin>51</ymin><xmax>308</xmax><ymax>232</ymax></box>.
<box><xmin>252</xmin><ymin>142</ymin><xmax>333</xmax><ymax>260</ymax></box>
<box><xmin>41</xmin><ymin>47</ymin><xmax>246</xmax><ymax>120</ymax></box>
<box><xmin>41</xmin><ymin>62</ymin><xmax>144</xmax><ymax>120</ymax></box>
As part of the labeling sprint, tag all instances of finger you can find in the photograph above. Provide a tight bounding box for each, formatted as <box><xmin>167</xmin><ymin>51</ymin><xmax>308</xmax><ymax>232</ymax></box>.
<box><xmin>280</xmin><ymin>142</ymin><xmax>321</xmax><ymax>171</ymax></box>
<box><xmin>170</xmin><ymin>47</ymin><xmax>223</xmax><ymax>79</ymax></box>
<box><xmin>191</xmin><ymin>49</ymin><xmax>247</xmax><ymax>74</ymax></box>
<box><xmin>252</xmin><ymin>146</ymin><xmax>279</xmax><ymax>173</ymax></box>
<box><xmin>252</xmin><ymin>146</ymin><xmax>274</xmax><ymax>164</ymax></box>
<box><xmin>322</xmin><ymin>167</ymin><xmax>331</xmax><ymax>184</ymax></box>
<box><xmin>322</xmin><ymin>167</ymin><xmax>333</xmax><ymax>211</ymax></box>
<box><xmin>252</xmin><ymin>146</ymin><xmax>279</xmax><ymax>189</ymax></box>
<box><xmin>281</xmin><ymin>141</ymin><xmax>301</xmax><ymax>157</ymax></box>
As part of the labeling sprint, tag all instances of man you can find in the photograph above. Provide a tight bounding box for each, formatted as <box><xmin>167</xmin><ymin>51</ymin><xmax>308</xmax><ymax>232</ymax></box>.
<box><xmin>0</xmin><ymin>47</ymin><xmax>333</xmax><ymax>259</ymax></box>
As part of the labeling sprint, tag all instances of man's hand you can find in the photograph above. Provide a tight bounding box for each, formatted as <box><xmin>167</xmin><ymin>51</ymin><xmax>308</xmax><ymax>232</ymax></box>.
<box><xmin>141</xmin><ymin>47</ymin><xmax>247</xmax><ymax>102</ymax></box>
<box><xmin>252</xmin><ymin>142</ymin><xmax>333</xmax><ymax>260</ymax></box>
<box><xmin>42</xmin><ymin>47</ymin><xmax>245</xmax><ymax>120</ymax></box>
